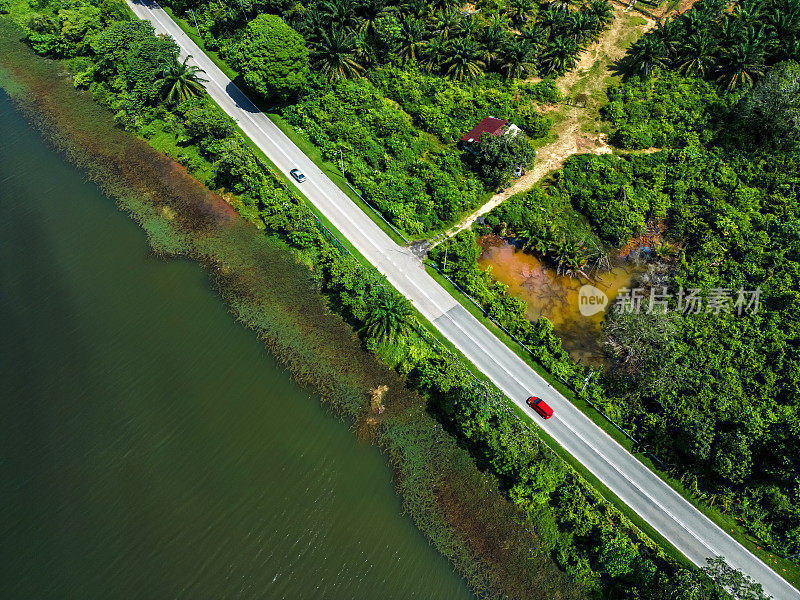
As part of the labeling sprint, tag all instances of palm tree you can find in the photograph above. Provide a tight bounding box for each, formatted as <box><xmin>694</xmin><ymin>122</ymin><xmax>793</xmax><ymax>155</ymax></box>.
<box><xmin>432</xmin><ymin>8</ymin><xmax>462</xmax><ymax>39</ymax></box>
<box><xmin>319</xmin><ymin>0</ymin><xmax>359</xmax><ymax>30</ymax></box>
<box><xmin>676</xmin><ymin>33</ymin><xmax>716</xmax><ymax>78</ymax></box>
<box><xmin>521</xmin><ymin>23</ymin><xmax>548</xmax><ymax>49</ymax></box>
<box><xmin>488</xmin><ymin>12</ymin><xmax>511</xmax><ymax>31</ymax></box>
<box><xmin>358</xmin><ymin>0</ymin><xmax>393</xmax><ymax>34</ymax></box>
<box><xmin>765</xmin><ymin>8</ymin><xmax>800</xmax><ymax>43</ymax></box>
<box><xmin>507</xmin><ymin>0</ymin><xmax>537</xmax><ymax>27</ymax></box>
<box><xmin>650</xmin><ymin>18</ymin><xmax>682</xmax><ymax>61</ymax></box>
<box><xmin>156</xmin><ymin>56</ymin><xmax>207</xmax><ymax>105</ymax></box>
<box><xmin>364</xmin><ymin>293</ymin><xmax>412</xmax><ymax>342</ymax></box>
<box><xmin>500</xmin><ymin>38</ymin><xmax>536</xmax><ymax>79</ymax></box>
<box><xmin>550</xmin><ymin>235</ymin><xmax>588</xmax><ymax>277</ymax></box>
<box><xmin>422</xmin><ymin>34</ymin><xmax>448</xmax><ymax>72</ymax></box>
<box><xmin>312</xmin><ymin>27</ymin><xmax>365</xmax><ymax>81</ymax></box>
<box><xmin>621</xmin><ymin>36</ymin><xmax>667</xmax><ymax>78</ymax></box>
<box><xmin>715</xmin><ymin>40</ymin><xmax>765</xmax><ymax>90</ymax></box>
<box><xmin>567</xmin><ymin>11</ymin><xmax>598</xmax><ymax>43</ymax></box>
<box><xmin>352</xmin><ymin>30</ymin><xmax>374</xmax><ymax>68</ymax></box>
<box><xmin>732</xmin><ymin>0</ymin><xmax>763</xmax><ymax>25</ymax></box>
<box><xmin>481</xmin><ymin>23</ymin><xmax>509</xmax><ymax>70</ymax></box>
<box><xmin>583</xmin><ymin>0</ymin><xmax>614</xmax><ymax>32</ymax></box>
<box><xmin>537</xmin><ymin>6</ymin><xmax>566</xmax><ymax>39</ymax></box>
<box><xmin>460</xmin><ymin>14</ymin><xmax>481</xmax><ymax>39</ymax></box>
<box><xmin>539</xmin><ymin>38</ymin><xmax>582</xmax><ymax>75</ymax></box>
<box><xmin>719</xmin><ymin>14</ymin><xmax>746</xmax><ymax>45</ymax></box>
<box><xmin>399</xmin><ymin>0</ymin><xmax>429</xmax><ymax>19</ymax></box>
<box><xmin>444</xmin><ymin>38</ymin><xmax>485</xmax><ymax>80</ymax></box>
<box><xmin>429</xmin><ymin>0</ymin><xmax>459</xmax><ymax>13</ymax></box>
<box><xmin>396</xmin><ymin>16</ymin><xmax>427</xmax><ymax>61</ymax></box>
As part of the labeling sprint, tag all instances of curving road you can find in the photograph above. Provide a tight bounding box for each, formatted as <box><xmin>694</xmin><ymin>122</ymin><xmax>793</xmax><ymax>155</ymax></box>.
<box><xmin>126</xmin><ymin>2</ymin><xmax>798</xmax><ymax>597</ymax></box>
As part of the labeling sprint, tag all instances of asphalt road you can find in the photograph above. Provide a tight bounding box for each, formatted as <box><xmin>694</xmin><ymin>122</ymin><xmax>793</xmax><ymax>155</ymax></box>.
<box><xmin>125</xmin><ymin>2</ymin><xmax>799</xmax><ymax>597</ymax></box>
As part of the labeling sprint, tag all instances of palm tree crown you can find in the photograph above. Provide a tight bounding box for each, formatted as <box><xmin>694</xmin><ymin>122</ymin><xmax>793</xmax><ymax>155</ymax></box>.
<box><xmin>364</xmin><ymin>292</ymin><xmax>412</xmax><ymax>342</ymax></box>
<box><xmin>312</xmin><ymin>26</ymin><xmax>365</xmax><ymax>81</ymax></box>
<box><xmin>444</xmin><ymin>37</ymin><xmax>484</xmax><ymax>80</ymax></box>
<box><xmin>156</xmin><ymin>56</ymin><xmax>207</xmax><ymax>105</ymax></box>
<box><xmin>396</xmin><ymin>16</ymin><xmax>428</xmax><ymax>61</ymax></box>
<box><xmin>501</xmin><ymin>39</ymin><xmax>536</xmax><ymax>79</ymax></box>
<box><xmin>622</xmin><ymin>36</ymin><xmax>668</xmax><ymax>78</ymax></box>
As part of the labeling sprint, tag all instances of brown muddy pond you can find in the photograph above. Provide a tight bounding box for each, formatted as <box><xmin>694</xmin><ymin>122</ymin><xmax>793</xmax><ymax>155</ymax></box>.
<box><xmin>478</xmin><ymin>237</ymin><xmax>641</xmax><ymax>365</ymax></box>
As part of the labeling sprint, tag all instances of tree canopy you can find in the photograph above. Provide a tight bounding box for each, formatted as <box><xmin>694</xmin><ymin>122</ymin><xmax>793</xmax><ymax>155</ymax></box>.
<box><xmin>233</xmin><ymin>14</ymin><xmax>309</xmax><ymax>101</ymax></box>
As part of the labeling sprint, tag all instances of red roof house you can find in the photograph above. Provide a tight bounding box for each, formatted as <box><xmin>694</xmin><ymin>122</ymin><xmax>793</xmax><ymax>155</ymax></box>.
<box><xmin>460</xmin><ymin>117</ymin><xmax>508</xmax><ymax>143</ymax></box>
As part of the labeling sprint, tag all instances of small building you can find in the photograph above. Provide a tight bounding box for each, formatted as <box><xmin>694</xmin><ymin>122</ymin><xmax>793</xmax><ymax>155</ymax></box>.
<box><xmin>460</xmin><ymin>117</ymin><xmax>521</xmax><ymax>153</ymax></box>
<box><xmin>460</xmin><ymin>116</ymin><xmax>508</xmax><ymax>144</ymax></box>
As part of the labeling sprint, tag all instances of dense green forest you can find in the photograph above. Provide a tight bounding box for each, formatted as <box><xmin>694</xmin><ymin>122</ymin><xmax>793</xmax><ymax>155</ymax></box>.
<box><xmin>149</xmin><ymin>0</ymin><xmax>618</xmax><ymax>235</ymax></box>
<box><xmin>433</xmin><ymin>0</ymin><xmax>800</xmax><ymax>565</ymax></box>
<box><xmin>1</xmin><ymin>0</ymin><xmax>778</xmax><ymax>598</ymax></box>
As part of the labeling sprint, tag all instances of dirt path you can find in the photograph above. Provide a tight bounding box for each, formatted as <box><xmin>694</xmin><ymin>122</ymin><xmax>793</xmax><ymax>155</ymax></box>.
<box><xmin>439</xmin><ymin>6</ymin><xmax>654</xmax><ymax>243</ymax></box>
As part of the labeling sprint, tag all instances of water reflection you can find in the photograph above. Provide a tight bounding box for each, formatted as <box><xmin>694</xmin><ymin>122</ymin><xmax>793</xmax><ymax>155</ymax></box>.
<box><xmin>478</xmin><ymin>236</ymin><xmax>641</xmax><ymax>364</ymax></box>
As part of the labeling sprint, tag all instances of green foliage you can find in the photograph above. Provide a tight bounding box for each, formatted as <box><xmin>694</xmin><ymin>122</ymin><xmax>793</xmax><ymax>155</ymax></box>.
<box><xmin>155</xmin><ymin>55</ymin><xmax>208</xmax><ymax>106</ymax></box>
<box><xmin>619</xmin><ymin>0</ymin><xmax>800</xmax><ymax>90</ymax></box>
<box><xmin>472</xmin><ymin>129</ymin><xmax>536</xmax><ymax>188</ymax></box>
<box><xmin>429</xmin><ymin>230</ymin><xmax>589</xmax><ymax>389</ymax></box>
<box><xmin>283</xmin><ymin>77</ymin><xmax>486</xmax><ymax>235</ymax></box>
<box><xmin>233</xmin><ymin>14</ymin><xmax>309</xmax><ymax>101</ymax></box>
<box><xmin>369</xmin><ymin>64</ymin><xmax>555</xmax><ymax>143</ymax></box>
<box><xmin>363</xmin><ymin>286</ymin><xmax>413</xmax><ymax>342</ymax></box>
<box><xmin>604</xmin><ymin>71</ymin><xmax>728</xmax><ymax>149</ymax></box>
<box><xmin>9</xmin><ymin>3</ymin><xmax>783</xmax><ymax>595</ymax></box>
<box><xmin>553</xmin><ymin>153</ymin><xmax>671</xmax><ymax>245</ymax></box>
<box><xmin>162</xmin><ymin>0</ymin><xmax>614</xmax><ymax>84</ymax></box>
<box><xmin>741</xmin><ymin>60</ymin><xmax>800</xmax><ymax>149</ymax></box>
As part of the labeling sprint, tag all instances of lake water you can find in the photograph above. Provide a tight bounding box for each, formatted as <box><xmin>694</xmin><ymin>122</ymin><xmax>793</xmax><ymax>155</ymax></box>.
<box><xmin>0</xmin><ymin>91</ymin><xmax>472</xmax><ymax>600</ymax></box>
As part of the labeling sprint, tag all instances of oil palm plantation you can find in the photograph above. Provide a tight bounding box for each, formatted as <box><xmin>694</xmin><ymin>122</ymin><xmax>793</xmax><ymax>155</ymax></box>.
<box><xmin>521</xmin><ymin>23</ymin><xmax>548</xmax><ymax>50</ymax></box>
<box><xmin>396</xmin><ymin>16</ymin><xmax>428</xmax><ymax>61</ymax></box>
<box><xmin>552</xmin><ymin>0</ymin><xmax>578</xmax><ymax>13</ymax></box>
<box><xmin>716</xmin><ymin>39</ymin><xmax>765</xmax><ymax>90</ymax></box>
<box><xmin>567</xmin><ymin>11</ymin><xmax>599</xmax><ymax>43</ymax></box>
<box><xmin>500</xmin><ymin>39</ymin><xmax>536</xmax><ymax>79</ymax></box>
<box><xmin>319</xmin><ymin>0</ymin><xmax>360</xmax><ymax>30</ymax></box>
<box><xmin>156</xmin><ymin>56</ymin><xmax>207</xmax><ymax>105</ymax></box>
<box><xmin>429</xmin><ymin>0</ymin><xmax>460</xmax><ymax>13</ymax></box>
<box><xmin>358</xmin><ymin>0</ymin><xmax>393</xmax><ymax>34</ymax></box>
<box><xmin>540</xmin><ymin>38</ymin><xmax>583</xmax><ymax>75</ymax></box>
<box><xmin>537</xmin><ymin>6</ymin><xmax>566</xmax><ymax>39</ymax></box>
<box><xmin>621</xmin><ymin>36</ymin><xmax>668</xmax><ymax>78</ymax></box>
<box><xmin>364</xmin><ymin>292</ymin><xmax>412</xmax><ymax>342</ymax></box>
<box><xmin>676</xmin><ymin>33</ymin><xmax>717</xmax><ymax>77</ymax></box>
<box><xmin>399</xmin><ymin>0</ymin><xmax>429</xmax><ymax>19</ymax></box>
<box><xmin>649</xmin><ymin>18</ymin><xmax>682</xmax><ymax>61</ymax></box>
<box><xmin>432</xmin><ymin>8</ymin><xmax>462</xmax><ymax>39</ymax></box>
<box><xmin>422</xmin><ymin>34</ymin><xmax>448</xmax><ymax>72</ymax></box>
<box><xmin>584</xmin><ymin>0</ymin><xmax>614</xmax><ymax>33</ymax></box>
<box><xmin>444</xmin><ymin>38</ymin><xmax>484</xmax><ymax>80</ymax></box>
<box><xmin>481</xmin><ymin>23</ymin><xmax>509</xmax><ymax>70</ymax></box>
<box><xmin>312</xmin><ymin>26</ymin><xmax>365</xmax><ymax>80</ymax></box>
<box><xmin>507</xmin><ymin>0</ymin><xmax>537</xmax><ymax>27</ymax></box>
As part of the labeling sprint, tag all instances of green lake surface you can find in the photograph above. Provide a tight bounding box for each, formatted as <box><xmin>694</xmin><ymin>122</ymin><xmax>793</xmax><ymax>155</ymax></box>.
<box><xmin>0</xmin><ymin>90</ymin><xmax>473</xmax><ymax>600</ymax></box>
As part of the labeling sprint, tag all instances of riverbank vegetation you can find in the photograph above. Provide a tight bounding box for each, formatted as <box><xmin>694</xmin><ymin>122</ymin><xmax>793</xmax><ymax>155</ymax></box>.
<box><xmin>430</xmin><ymin>0</ymin><xmax>800</xmax><ymax>573</ymax></box>
<box><xmin>0</xmin><ymin>6</ymin><xmax>770</xmax><ymax>600</ymax></box>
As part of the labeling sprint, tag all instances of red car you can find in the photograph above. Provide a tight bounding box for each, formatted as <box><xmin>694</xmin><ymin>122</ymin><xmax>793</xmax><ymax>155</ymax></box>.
<box><xmin>527</xmin><ymin>396</ymin><xmax>553</xmax><ymax>419</ymax></box>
